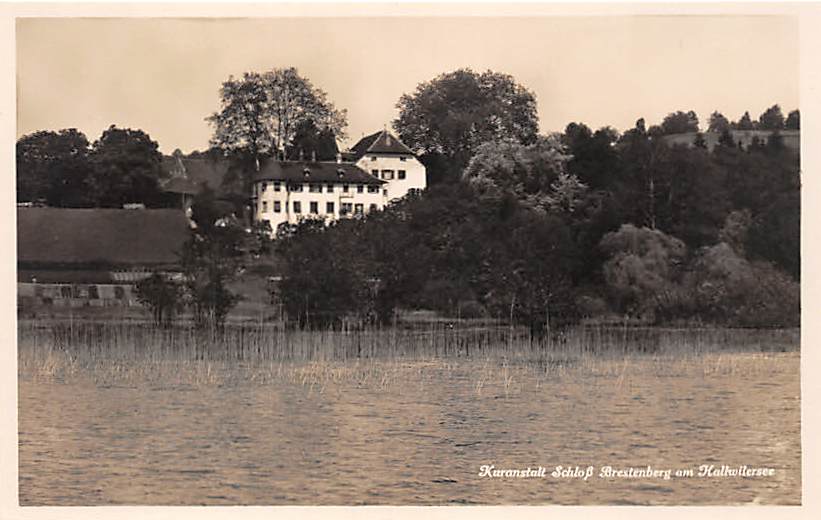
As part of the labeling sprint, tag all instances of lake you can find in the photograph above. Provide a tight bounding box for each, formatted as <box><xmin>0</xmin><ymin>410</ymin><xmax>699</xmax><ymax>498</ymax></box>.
<box><xmin>18</xmin><ymin>351</ymin><xmax>800</xmax><ymax>505</ymax></box>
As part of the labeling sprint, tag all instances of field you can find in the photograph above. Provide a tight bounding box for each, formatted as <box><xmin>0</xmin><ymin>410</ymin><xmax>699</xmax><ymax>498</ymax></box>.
<box><xmin>18</xmin><ymin>321</ymin><xmax>801</xmax><ymax>505</ymax></box>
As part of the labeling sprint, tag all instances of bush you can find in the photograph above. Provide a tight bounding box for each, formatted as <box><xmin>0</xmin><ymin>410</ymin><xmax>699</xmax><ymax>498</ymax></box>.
<box><xmin>689</xmin><ymin>243</ymin><xmax>799</xmax><ymax>327</ymax></box>
<box><xmin>134</xmin><ymin>273</ymin><xmax>183</xmax><ymax>326</ymax></box>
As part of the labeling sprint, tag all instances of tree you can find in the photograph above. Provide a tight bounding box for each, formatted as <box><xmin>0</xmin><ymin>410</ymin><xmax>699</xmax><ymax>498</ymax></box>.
<box><xmin>718</xmin><ymin>209</ymin><xmax>753</xmax><ymax>256</ymax></box>
<box><xmin>87</xmin><ymin>126</ymin><xmax>165</xmax><ymax>208</ymax></box>
<box><xmin>285</xmin><ymin>119</ymin><xmax>339</xmax><ymax>161</ymax></box>
<box><xmin>276</xmin><ymin>218</ymin><xmax>376</xmax><ymax>327</ymax></box>
<box><xmin>207</xmin><ymin>67</ymin><xmax>347</xmax><ymax>163</ymax></box>
<box><xmin>207</xmin><ymin>72</ymin><xmax>272</xmax><ymax>164</ymax></box>
<box><xmin>660</xmin><ymin>110</ymin><xmax>699</xmax><ymax>134</ymax></box>
<box><xmin>600</xmin><ymin>224</ymin><xmax>689</xmax><ymax>321</ymax></box>
<box><xmin>462</xmin><ymin>135</ymin><xmax>578</xmax><ymax>213</ymax></box>
<box><xmin>785</xmin><ymin>109</ymin><xmax>800</xmax><ymax>130</ymax></box>
<box><xmin>394</xmin><ymin>69</ymin><xmax>539</xmax><ymax>182</ymax></box>
<box><xmin>16</xmin><ymin>129</ymin><xmax>92</xmax><ymax>206</ymax></box>
<box><xmin>688</xmin><ymin>243</ymin><xmax>799</xmax><ymax>327</ymax></box>
<box><xmin>562</xmin><ymin>123</ymin><xmax>620</xmax><ymax>190</ymax></box>
<box><xmin>747</xmin><ymin>191</ymin><xmax>800</xmax><ymax>280</ymax></box>
<box><xmin>735</xmin><ymin>111</ymin><xmax>755</xmax><ymax>130</ymax></box>
<box><xmin>654</xmin><ymin>145</ymin><xmax>730</xmax><ymax>247</ymax></box>
<box><xmin>707</xmin><ymin>111</ymin><xmax>731</xmax><ymax>133</ymax></box>
<box><xmin>758</xmin><ymin>104</ymin><xmax>785</xmax><ymax>130</ymax></box>
<box><xmin>208</xmin><ymin>68</ymin><xmax>347</xmax><ymax>220</ymax></box>
<box><xmin>134</xmin><ymin>273</ymin><xmax>183</xmax><ymax>327</ymax></box>
<box><xmin>180</xmin><ymin>187</ymin><xmax>245</xmax><ymax>328</ymax></box>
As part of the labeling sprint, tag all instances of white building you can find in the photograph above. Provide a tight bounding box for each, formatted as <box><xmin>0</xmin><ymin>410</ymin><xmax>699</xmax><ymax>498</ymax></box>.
<box><xmin>253</xmin><ymin>130</ymin><xmax>426</xmax><ymax>234</ymax></box>
<box><xmin>350</xmin><ymin>130</ymin><xmax>427</xmax><ymax>202</ymax></box>
<box><xmin>253</xmin><ymin>160</ymin><xmax>386</xmax><ymax>232</ymax></box>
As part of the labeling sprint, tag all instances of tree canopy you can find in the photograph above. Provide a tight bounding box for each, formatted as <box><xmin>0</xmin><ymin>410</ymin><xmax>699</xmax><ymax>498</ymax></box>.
<box><xmin>207</xmin><ymin>67</ymin><xmax>347</xmax><ymax>162</ymax></box>
<box><xmin>16</xmin><ymin>129</ymin><xmax>91</xmax><ymax>206</ymax></box>
<box><xmin>394</xmin><ymin>68</ymin><xmax>539</xmax><ymax>183</ymax></box>
<box><xmin>758</xmin><ymin>104</ymin><xmax>785</xmax><ymax>130</ymax></box>
<box><xmin>660</xmin><ymin>111</ymin><xmax>700</xmax><ymax>135</ymax></box>
<box><xmin>87</xmin><ymin>125</ymin><xmax>166</xmax><ymax>208</ymax></box>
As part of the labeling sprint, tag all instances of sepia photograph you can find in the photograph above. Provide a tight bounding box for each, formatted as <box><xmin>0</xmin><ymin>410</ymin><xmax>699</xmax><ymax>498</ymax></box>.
<box><xmin>5</xmin><ymin>2</ymin><xmax>815</xmax><ymax>512</ymax></box>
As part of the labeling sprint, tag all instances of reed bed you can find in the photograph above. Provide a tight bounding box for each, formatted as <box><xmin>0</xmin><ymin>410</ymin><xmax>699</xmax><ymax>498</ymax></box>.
<box><xmin>17</xmin><ymin>320</ymin><xmax>799</xmax><ymax>390</ymax></box>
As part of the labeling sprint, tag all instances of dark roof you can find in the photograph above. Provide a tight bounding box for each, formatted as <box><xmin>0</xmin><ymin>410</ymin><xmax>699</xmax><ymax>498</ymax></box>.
<box><xmin>17</xmin><ymin>208</ymin><xmax>190</xmax><ymax>268</ymax></box>
<box><xmin>349</xmin><ymin>130</ymin><xmax>415</xmax><ymax>160</ymax></box>
<box><xmin>253</xmin><ymin>160</ymin><xmax>384</xmax><ymax>185</ymax></box>
<box><xmin>160</xmin><ymin>155</ymin><xmax>230</xmax><ymax>195</ymax></box>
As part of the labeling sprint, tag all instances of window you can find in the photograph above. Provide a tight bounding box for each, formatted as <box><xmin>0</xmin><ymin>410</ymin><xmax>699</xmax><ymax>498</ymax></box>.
<box><xmin>368</xmin><ymin>185</ymin><xmax>379</xmax><ymax>193</ymax></box>
<box><xmin>293</xmin><ymin>201</ymin><xmax>302</xmax><ymax>213</ymax></box>
<box><xmin>274</xmin><ymin>201</ymin><xmax>281</xmax><ymax>213</ymax></box>
<box><xmin>369</xmin><ymin>204</ymin><xmax>378</xmax><ymax>213</ymax></box>
<box><xmin>326</xmin><ymin>184</ymin><xmax>334</xmax><ymax>193</ymax></box>
<box><xmin>354</xmin><ymin>203</ymin><xmax>364</xmax><ymax>215</ymax></box>
<box><xmin>381</xmin><ymin>170</ymin><xmax>394</xmax><ymax>180</ymax></box>
<box><xmin>310</xmin><ymin>201</ymin><xmax>318</xmax><ymax>214</ymax></box>
<box><xmin>290</xmin><ymin>183</ymin><xmax>303</xmax><ymax>192</ymax></box>
<box><xmin>341</xmin><ymin>202</ymin><xmax>353</xmax><ymax>215</ymax></box>
<box><xmin>383</xmin><ymin>189</ymin><xmax>388</xmax><ymax>196</ymax></box>
<box><xmin>326</xmin><ymin>202</ymin><xmax>335</xmax><ymax>214</ymax></box>
<box><xmin>370</xmin><ymin>156</ymin><xmax>377</xmax><ymax>161</ymax></box>
<box><xmin>262</xmin><ymin>201</ymin><xmax>268</xmax><ymax>212</ymax></box>
<box><xmin>274</xmin><ymin>181</ymin><xmax>281</xmax><ymax>192</ymax></box>
<box><xmin>357</xmin><ymin>185</ymin><xmax>364</xmax><ymax>193</ymax></box>
<box><xmin>371</xmin><ymin>169</ymin><xmax>379</xmax><ymax>177</ymax></box>
<box><xmin>261</xmin><ymin>181</ymin><xmax>268</xmax><ymax>192</ymax></box>
<box><xmin>398</xmin><ymin>170</ymin><xmax>406</xmax><ymax>180</ymax></box>
<box><xmin>309</xmin><ymin>184</ymin><xmax>322</xmax><ymax>193</ymax></box>
<box><xmin>343</xmin><ymin>184</ymin><xmax>349</xmax><ymax>193</ymax></box>
<box><xmin>400</xmin><ymin>156</ymin><xmax>407</xmax><ymax>162</ymax></box>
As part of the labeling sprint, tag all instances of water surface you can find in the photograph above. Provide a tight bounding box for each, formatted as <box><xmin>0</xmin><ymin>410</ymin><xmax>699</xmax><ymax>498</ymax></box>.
<box><xmin>19</xmin><ymin>352</ymin><xmax>800</xmax><ymax>505</ymax></box>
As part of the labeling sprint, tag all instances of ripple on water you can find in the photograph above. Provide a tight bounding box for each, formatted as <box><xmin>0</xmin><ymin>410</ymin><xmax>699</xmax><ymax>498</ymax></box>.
<box><xmin>18</xmin><ymin>353</ymin><xmax>801</xmax><ymax>505</ymax></box>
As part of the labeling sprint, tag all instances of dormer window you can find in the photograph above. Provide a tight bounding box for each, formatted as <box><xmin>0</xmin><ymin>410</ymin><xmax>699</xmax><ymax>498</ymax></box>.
<box><xmin>303</xmin><ymin>168</ymin><xmax>311</xmax><ymax>178</ymax></box>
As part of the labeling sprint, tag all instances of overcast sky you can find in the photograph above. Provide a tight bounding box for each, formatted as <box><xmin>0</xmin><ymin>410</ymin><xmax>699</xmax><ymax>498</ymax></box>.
<box><xmin>17</xmin><ymin>16</ymin><xmax>798</xmax><ymax>154</ymax></box>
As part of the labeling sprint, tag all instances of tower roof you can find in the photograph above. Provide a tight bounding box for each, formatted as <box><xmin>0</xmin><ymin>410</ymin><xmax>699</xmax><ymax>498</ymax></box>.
<box><xmin>350</xmin><ymin>129</ymin><xmax>415</xmax><ymax>160</ymax></box>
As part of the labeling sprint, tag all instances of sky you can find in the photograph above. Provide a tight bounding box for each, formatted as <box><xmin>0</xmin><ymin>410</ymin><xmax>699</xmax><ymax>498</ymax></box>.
<box><xmin>16</xmin><ymin>16</ymin><xmax>799</xmax><ymax>154</ymax></box>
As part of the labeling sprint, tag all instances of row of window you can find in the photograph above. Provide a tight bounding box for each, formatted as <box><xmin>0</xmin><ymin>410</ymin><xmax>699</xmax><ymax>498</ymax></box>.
<box><xmin>261</xmin><ymin>200</ymin><xmax>379</xmax><ymax>215</ymax></box>
<box><xmin>258</xmin><ymin>182</ymin><xmax>380</xmax><ymax>194</ymax></box>
<box><xmin>370</xmin><ymin>156</ymin><xmax>408</xmax><ymax>162</ymax></box>
<box><xmin>370</xmin><ymin>169</ymin><xmax>406</xmax><ymax>181</ymax></box>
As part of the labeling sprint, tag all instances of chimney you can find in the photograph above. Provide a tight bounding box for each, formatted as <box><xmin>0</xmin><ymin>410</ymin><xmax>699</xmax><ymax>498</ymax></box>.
<box><xmin>298</xmin><ymin>149</ymin><xmax>304</xmax><ymax>161</ymax></box>
<box><xmin>311</xmin><ymin>150</ymin><xmax>317</xmax><ymax>162</ymax></box>
<box><xmin>336</xmin><ymin>152</ymin><xmax>342</xmax><ymax>164</ymax></box>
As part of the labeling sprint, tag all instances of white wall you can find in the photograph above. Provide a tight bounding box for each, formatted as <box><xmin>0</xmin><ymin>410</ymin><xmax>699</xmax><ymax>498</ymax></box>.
<box><xmin>253</xmin><ymin>180</ymin><xmax>386</xmax><ymax>234</ymax></box>
<box><xmin>355</xmin><ymin>154</ymin><xmax>426</xmax><ymax>202</ymax></box>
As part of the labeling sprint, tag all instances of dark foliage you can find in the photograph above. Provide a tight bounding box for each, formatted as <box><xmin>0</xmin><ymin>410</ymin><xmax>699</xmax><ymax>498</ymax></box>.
<box><xmin>134</xmin><ymin>273</ymin><xmax>183</xmax><ymax>327</ymax></box>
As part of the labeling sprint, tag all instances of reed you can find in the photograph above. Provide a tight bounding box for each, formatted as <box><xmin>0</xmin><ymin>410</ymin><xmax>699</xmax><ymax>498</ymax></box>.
<box><xmin>17</xmin><ymin>320</ymin><xmax>799</xmax><ymax>390</ymax></box>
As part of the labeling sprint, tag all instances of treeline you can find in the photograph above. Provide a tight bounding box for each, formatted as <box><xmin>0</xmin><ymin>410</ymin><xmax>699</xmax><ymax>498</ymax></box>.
<box><xmin>16</xmin><ymin>125</ymin><xmax>174</xmax><ymax>208</ymax></box>
<box><xmin>274</xmin><ymin>69</ymin><xmax>800</xmax><ymax>331</ymax></box>
<box><xmin>16</xmin><ymin>67</ymin><xmax>800</xmax><ymax>331</ymax></box>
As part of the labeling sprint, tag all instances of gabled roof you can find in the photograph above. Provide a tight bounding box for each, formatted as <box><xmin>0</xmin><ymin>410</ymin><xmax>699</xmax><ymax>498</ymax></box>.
<box><xmin>253</xmin><ymin>160</ymin><xmax>384</xmax><ymax>185</ymax></box>
<box><xmin>17</xmin><ymin>208</ymin><xmax>190</xmax><ymax>268</ymax></box>
<box><xmin>160</xmin><ymin>155</ymin><xmax>231</xmax><ymax>195</ymax></box>
<box><xmin>349</xmin><ymin>130</ymin><xmax>415</xmax><ymax>160</ymax></box>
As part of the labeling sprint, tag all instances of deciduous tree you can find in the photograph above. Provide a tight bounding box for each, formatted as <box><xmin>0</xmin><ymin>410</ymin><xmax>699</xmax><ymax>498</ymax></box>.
<box><xmin>394</xmin><ymin>69</ymin><xmax>538</xmax><ymax>182</ymax></box>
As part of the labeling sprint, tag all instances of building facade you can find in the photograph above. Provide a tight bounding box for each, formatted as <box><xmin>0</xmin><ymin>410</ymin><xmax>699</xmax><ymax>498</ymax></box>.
<box><xmin>253</xmin><ymin>160</ymin><xmax>387</xmax><ymax>232</ymax></box>
<box><xmin>253</xmin><ymin>130</ymin><xmax>426</xmax><ymax>233</ymax></box>
<box><xmin>350</xmin><ymin>130</ymin><xmax>427</xmax><ymax>202</ymax></box>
